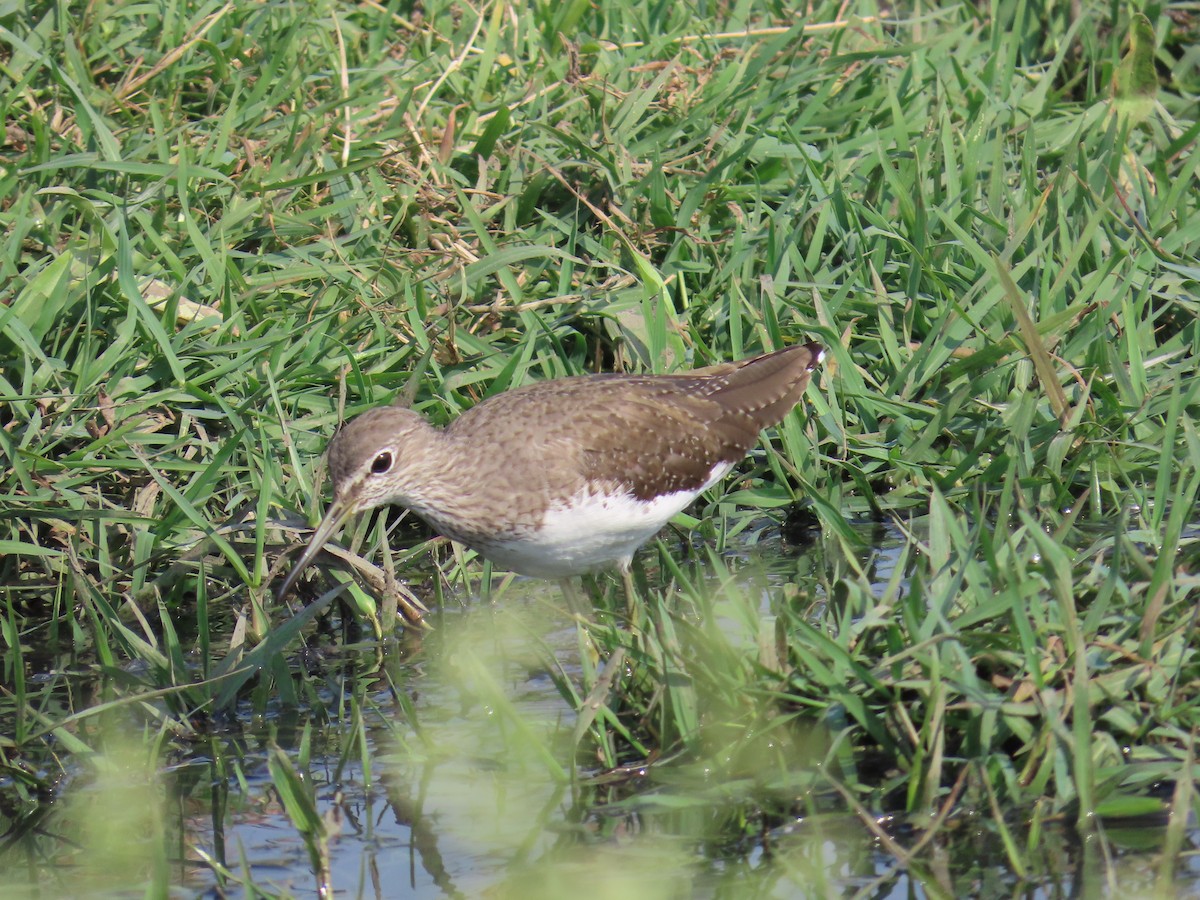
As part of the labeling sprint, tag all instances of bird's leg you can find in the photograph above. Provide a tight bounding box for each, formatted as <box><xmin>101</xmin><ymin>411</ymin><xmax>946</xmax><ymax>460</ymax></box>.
<box><xmin>620</xmin><ymin>564</ymin><xmax>639</xmax><ymax>619</ymax></box>
<box><xmin>558</xmin><ymin>577</ymin><xmax>588</xmax><ymax>617</ymax></box>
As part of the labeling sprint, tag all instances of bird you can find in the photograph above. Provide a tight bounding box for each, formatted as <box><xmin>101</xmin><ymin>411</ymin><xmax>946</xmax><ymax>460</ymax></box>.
<box><xmin>277</xmin><ymin>342</ymin><xmax>824</xmax><ymax>603</ymax></box>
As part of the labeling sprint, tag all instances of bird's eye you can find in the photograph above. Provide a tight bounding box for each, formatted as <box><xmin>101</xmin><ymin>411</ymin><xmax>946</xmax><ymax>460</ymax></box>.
<box><xmin>370</xmin><ymin>452</ymin><xmax>393</xmax><ymax>474</ymax></box>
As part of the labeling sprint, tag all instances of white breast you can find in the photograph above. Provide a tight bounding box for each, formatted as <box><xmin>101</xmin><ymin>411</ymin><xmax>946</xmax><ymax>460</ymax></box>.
<box><xmin>474</xmin><ymin>461</ymin><xmax>735</xmax><ymax>578</ymax></box>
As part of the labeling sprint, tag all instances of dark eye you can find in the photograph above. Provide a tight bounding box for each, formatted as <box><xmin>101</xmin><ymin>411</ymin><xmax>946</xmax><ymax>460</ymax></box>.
<box><xmin>370</xmin><ymin>451</ymin><xmax>393</xmax><ymax>474</ymax></box>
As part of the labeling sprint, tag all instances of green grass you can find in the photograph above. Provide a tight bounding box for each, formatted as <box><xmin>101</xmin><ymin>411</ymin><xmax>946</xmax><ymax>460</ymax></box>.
<box><xmin>2</xmin><ymin>0</ymin><xmax>1199</xmax><ymax>894</ymax></box>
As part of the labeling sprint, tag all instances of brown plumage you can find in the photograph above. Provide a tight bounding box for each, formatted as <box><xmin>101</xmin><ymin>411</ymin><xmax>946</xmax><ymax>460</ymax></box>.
<box><xmin>279</xmin><ymin>342</ymin><xmax>823</xmax><ymax>596</ymax></box>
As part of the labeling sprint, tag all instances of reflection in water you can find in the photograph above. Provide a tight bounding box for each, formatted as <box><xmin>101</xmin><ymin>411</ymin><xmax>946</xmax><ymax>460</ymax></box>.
<box><xmin>3</xmin><ymin>520</ymin><xmax>1195</xmax><ymax>897</ymax></box>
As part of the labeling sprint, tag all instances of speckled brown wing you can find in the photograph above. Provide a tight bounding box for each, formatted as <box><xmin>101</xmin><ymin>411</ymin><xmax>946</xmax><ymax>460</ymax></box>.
<box><xmin>575</xmin><ymin>389</ymin><xmax>755</xmax><ymax>500</ymax></box>
<box><xmin>454</xmin><ymin>343</ymin><xmax>821</xmax><ymax>504</ymax></box>
<box><xmin>577</xmin><ymin>344</ymin><xmax>821</xmax><ymax>500</ymax></box>
<box><xmin>446</xmin><ymin>340</ymin><xmax>820</xmax><ymax>508</ymax></box>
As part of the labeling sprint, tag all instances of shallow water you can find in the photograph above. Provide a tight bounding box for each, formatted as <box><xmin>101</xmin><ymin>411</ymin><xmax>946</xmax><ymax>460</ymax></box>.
<box><xmin>2</xmin><ymin>521</ymin><xmax>1197</xmax><ymax>898</ymax></box>
<box><xmin>180</xmin><ymin>581</ymin><xmax>1200</xmax><ymax>899</ymax></box>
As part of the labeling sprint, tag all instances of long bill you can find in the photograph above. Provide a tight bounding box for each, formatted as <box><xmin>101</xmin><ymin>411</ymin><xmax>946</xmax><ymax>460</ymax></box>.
<box><xmin>277</xmin><ymin>496</ymin><xmax>356</xmax><ymax>600</ymax></box>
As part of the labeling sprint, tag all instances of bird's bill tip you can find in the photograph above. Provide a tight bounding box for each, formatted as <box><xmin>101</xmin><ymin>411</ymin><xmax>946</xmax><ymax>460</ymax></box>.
<box><xmin>276</xmin><ymin>499</ymin><xmax>354</xmax><ymax>600</ymax></box>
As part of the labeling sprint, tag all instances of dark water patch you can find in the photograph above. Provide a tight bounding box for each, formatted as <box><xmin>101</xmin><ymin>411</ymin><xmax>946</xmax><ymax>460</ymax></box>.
<box><xmin>3</xmin><ymin>516</ymin><xmax>1199</xmax><ymax>897</ymax></box>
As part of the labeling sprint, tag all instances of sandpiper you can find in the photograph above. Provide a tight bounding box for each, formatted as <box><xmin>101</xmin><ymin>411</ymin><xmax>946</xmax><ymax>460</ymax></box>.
<box><xmin>278</xmin><ymin>343</ymin><xmax>823</xmax><ymax>600</ymax></box>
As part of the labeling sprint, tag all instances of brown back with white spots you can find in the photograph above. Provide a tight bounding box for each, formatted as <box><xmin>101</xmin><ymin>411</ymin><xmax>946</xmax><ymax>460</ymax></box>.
<box><xmin>446</xmin><ymin>342</ymin><xmax>823</xmax><ymax>506</ymax></box>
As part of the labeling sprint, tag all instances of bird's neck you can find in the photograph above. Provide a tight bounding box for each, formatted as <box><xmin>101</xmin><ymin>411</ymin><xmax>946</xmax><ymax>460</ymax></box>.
<box><xmin>386</xmin><ymin>426</ymin><xmax>498</xmax><ymax>538</ymax></box>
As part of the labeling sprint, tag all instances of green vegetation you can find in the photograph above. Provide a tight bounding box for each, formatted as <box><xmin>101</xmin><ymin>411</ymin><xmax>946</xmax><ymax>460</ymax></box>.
<box><xmin>2</xmin><ymin>0</ymin><xmax>1198</xmax><ymax>895</ymax></box>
